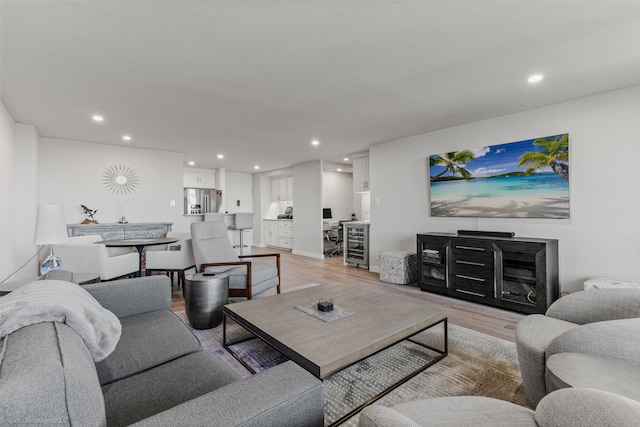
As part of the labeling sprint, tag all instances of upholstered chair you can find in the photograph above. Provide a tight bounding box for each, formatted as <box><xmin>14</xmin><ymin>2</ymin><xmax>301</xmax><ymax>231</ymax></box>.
<box><xmin>515</xmin><ymin>288</ymin><xmax>640</xmax><ymax>406</ymax></box>
<box><xmin>145</xmin><ymin>232</ymin><xmax>196</xmax><ymax>288</ymax></box>
<box><xmin>53</xmin><ymin>236</ymin><xmax>139</xmax><ymax>281</ymax></box>
<box><xmin>62</xmin><ymin>234</ymin><xmax>134</xmax><ymax>256</ymax></box>
<box><xmin>190</xmin><ymin>221</ymin><xmax>280</xmax><ymax>300</ymax></box>
<box><xmin>358</xmin><ymin>388</ymin><xmax>640</xmax><ymax>427</ymax></box>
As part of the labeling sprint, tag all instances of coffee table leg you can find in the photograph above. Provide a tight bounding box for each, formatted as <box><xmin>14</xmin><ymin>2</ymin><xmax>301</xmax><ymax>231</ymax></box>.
<box><xmin>327</xmin><ymin>318</ymin><xmax>448</xmax><ymax>427</ymax></box>
<box><xmin>222</xmin><ymin>311</ymin><xmax>264</xmax><ymax>375</ymax></box>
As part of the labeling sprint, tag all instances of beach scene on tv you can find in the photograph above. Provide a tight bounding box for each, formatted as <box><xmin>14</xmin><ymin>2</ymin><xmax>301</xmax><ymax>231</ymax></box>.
<box><xmin>429</xmin><ymin>133</ymin><xmax>569</xmax><ymax>218</ymax></box>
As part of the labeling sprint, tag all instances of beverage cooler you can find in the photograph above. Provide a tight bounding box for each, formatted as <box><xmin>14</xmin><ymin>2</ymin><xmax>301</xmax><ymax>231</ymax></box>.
<box><xmin>344</xmin><ymin>222</ymin><xmax>370</xmax><ymax>269</ymax></box>
<box><xmin>184</xmin><ymin>188</ymin><xmax>222</xmax><ymax>215</ymax></box>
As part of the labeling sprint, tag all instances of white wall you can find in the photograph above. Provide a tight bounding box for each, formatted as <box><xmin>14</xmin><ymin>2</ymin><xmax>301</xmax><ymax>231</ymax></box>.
<box><xmin>322</xmin><ymin>171</ymin><xmax>353</xmax><ymax>221</ymax></box>
<box><xmin>292</xmin><ymin>160</ymin><xmax>324</xmax><ymax>258</ymax></box>
<box><xmin>0</xmin><ymin>102</ymin><xmax>40</xmax><ymax>281</ymax></box>
<box><xmin>0</xmin><ymin>102</ymin><xmax>16</xmax><ymax>281</ymax></box>
<box><xmin>370</xmin><ymin>85</ymin><xmax>640</xmax><ymax>293</ymax></box>
<box><xmin>38</xmin><ymin>138</ymin><xmax>188</xmax><ymax>231</ymax></box>
<box><xmin>224</xmin><ymin>171</ymin><xmax>253</xmax><ymax>213</ymax></box>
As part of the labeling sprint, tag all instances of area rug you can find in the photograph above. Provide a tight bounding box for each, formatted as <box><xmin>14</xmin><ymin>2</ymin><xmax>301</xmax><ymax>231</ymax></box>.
<box><xmin>175</xmin><ymin>310</ymin><xmax>532</xmax><ymax>426</ymax></box>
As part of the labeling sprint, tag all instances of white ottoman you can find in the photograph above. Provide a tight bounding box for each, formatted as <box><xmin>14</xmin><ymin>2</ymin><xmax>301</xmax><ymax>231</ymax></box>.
<box><xmin>379</xmin><ymin>250</ymin><xmax>417</xmax><ymax>285</ymax></box>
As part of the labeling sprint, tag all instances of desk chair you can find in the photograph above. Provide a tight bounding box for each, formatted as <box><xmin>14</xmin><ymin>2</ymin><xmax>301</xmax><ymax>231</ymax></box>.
<box><xmin>327</xmin><ymin>221</ymin><xmax>350</xmax><ymax>257</ymax></box>
<box><xmin>229</xmin><ymin>213</ymin><xmax>253</xmax><ymax>254</ymax></box>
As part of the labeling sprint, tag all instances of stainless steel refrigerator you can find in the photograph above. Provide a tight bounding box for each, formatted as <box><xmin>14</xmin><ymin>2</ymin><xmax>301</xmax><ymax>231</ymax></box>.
<box><xmin>184</xmin><ymin>188</ymin><xmax>222</xmax><ymax>215</ymax></box>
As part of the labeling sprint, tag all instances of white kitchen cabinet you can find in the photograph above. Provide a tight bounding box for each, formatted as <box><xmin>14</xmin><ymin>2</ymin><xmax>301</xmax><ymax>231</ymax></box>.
<box><xmin>184</xmin><ymin>169</ymin><xmax>216</xmax><ymax>188</ymax></box>
<box><xmin>278</xmin><ymin>221</ymin><xmax>293</xmax><ymax>249</ymax></box>
<box><xmin>263</xmin><ymin>220</ymin><xmax>279</xmax><ymax>247</ymax></box>
<box><xmin>263</xmin><ymin>219</ymin><xmax>293</xmax><ymax>250</ymax></box>
<box><xmin>352</xmin><ymin>156</ymin><xmax>369</xmax><ymax>192</ymax></box>
<box><xmin>271</xmin><ymin>176</ymin><xmax>293</xmax><ymax>201</ymax></box>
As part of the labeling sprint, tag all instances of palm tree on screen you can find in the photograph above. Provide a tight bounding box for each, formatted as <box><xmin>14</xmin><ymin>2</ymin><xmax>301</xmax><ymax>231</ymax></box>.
<box><xmin>429</xmin><ymin>150</ymin><xmax>476</xmax><ymax>182</ymax></box>
<box><xmin>518</xmin><ymin>134</ymin><xmax>569</xmax><ymax>180</ymax></box>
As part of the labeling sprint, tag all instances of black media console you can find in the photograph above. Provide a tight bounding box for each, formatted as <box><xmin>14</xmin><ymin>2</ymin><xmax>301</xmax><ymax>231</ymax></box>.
<box><xmin>417</xmin><ymin>232</ymin><xmax>559</xmax><ymax>314</ymax></box>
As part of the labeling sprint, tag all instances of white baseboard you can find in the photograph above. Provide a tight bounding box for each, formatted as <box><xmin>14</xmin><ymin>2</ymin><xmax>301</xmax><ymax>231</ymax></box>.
<box><xmin>292</xmin><ymin>249</ymin><xmax>324</xmax><ymax>259</ymax></box>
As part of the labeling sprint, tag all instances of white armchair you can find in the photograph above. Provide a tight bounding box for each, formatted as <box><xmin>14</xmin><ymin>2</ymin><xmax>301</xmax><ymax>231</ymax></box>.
<box><xmin>53</xmin><ymin>236</ymin><xmax>139</xmax><ymax>281</ymax></box>
<box><xmin>145</xmin><ymin>232</ymin><xmax>196</xmax><ymax>289</ymax></box>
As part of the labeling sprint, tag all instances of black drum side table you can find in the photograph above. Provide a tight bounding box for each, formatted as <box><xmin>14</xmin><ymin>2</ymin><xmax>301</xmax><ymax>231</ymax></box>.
<box><xmin>183</xmin><ymin>273</ymin><xmax>229</xmax><ymax>329</ymax></box>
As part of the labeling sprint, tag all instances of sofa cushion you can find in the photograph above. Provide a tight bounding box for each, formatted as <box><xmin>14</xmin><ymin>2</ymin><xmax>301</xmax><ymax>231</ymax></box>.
<box><xmin>102</xmin><ymin>350</ymin><xmax>240</xmax><ymax>427</ymax></box>
<box><xmin>96</xmin><ymin>310</ymin><xmax>201</xmax><ymax>385</ymax></box>
<box><xmin>0</xmin><ymin>322</ymin><xmax>105</xmax><ymax>426</ymax></box>
<box><xmin>361</xmin><ymin>397</ymin><xmax>537</xmax><ymax>427</ymax></box>
<box><xmin>535</xmin><ymin>388</ymin><xmax>640</xmax><ymax>427</ymax></box>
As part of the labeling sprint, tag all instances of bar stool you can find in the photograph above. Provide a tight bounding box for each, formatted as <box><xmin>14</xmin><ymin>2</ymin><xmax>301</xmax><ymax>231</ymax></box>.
<box><xmin>229</xmin><ymin>213</ymin><xmax>253</xmax><ymax>254</ymax></box>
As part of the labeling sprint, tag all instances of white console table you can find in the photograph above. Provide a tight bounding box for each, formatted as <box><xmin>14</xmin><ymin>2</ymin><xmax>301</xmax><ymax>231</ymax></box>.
<box><xmin>67</xmin><ymin>222</ymin><xmax>173</xmax><ymax>240</ymax></box>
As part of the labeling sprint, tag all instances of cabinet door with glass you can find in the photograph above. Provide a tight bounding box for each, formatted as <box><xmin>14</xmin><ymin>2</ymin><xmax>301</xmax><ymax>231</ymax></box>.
<box><xmin>417</xmin><ymin>234</ymin><xmax>450</xmax><ymax>295</ymax></box>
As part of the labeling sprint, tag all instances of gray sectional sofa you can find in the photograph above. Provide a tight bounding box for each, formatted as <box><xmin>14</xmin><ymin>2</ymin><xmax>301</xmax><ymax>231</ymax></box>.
<box><xmin>358</xmin><ymin>388</ymin><xmax>640</xmax><ymax>427</ymax></box>
<box><xmin>0</xmin><ymin>275</ymin><xmax>323</xmax><ymax>426</ymax></box>
<box><xmin>515</xmin><ymin>288</ymin><xmax>640</xmax><ymax>406</ymax></box>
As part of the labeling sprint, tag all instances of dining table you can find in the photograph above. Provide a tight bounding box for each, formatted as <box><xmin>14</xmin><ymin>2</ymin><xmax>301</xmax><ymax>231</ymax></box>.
<box><xmin>98</xmin><ymin>237</ymin><xmax>179</xmax><ymax>277</ymax></box>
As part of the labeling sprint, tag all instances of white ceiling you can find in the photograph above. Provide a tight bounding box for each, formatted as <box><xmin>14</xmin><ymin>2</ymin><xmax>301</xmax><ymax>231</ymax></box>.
<box><xmin>2</xmin><ymin>1</ymin><xmax>640</xmax><ymax>173</ymax></box>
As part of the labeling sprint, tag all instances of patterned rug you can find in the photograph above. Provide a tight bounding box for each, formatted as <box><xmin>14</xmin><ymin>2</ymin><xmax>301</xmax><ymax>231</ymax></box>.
<box><xmin>175</xmin><ymin>310</ymin><xmax>532</xmax><ymax>426</ymax></box>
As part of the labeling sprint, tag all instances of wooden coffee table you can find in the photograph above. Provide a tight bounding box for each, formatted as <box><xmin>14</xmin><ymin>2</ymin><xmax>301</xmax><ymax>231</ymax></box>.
<box><xmin>223</xmin><ymin>283</ymin><xmax>447</xmax><ymax>424</ymax></box>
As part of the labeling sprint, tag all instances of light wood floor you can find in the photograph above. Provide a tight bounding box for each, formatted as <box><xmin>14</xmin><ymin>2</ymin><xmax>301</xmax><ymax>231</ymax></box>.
<box><xmin>171</xmin><ymin>246</ymin><xmax>525</xmax><ymax>342</ymax></box>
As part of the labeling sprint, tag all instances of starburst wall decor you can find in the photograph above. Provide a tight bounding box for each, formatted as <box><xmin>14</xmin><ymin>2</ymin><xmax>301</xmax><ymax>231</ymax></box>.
<box><xmin>102</xmin><ymin>164</ymin><xmax>140</xmax><ymax>195</ymax></box>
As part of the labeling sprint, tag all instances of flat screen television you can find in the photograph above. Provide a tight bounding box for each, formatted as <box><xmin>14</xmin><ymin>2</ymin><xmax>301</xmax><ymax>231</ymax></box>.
<box><xmin>428</xmin><ymin>133</ymin><xmax>569</xmax><ymax>219</ymax></box>
<box><xmin>322</xmin><ymin>208</ymin><xmax>332</xmax><ymax>219</ymax></box>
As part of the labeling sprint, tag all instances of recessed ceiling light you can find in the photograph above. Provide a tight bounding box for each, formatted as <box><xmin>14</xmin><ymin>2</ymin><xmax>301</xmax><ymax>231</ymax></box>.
<box><xmin>527</xmin><ymin>74</ymin><xmax>544</xmax><ymax>83</ymax></box>
<box><xmin>344</xmin><ymin>157</ymin><xmax>349</xmax><ymax>162</ymax></box>
<box><xmin>188</xmin><ymin>161</ymin><xmax>195</xmax><ymax>166</ymax></box>
<box><xmin>92</xmin><ymin>114</ymin><xmax>104</xmax><ymax>122</ymax></box>
<box><xmin>311</xmin><ymin>139</ymin><xmax>320</xmax><ymax>146</ymax></box>
<box><xmin>337</xmin><ymin>168</ymin><xmax>342</xmax><ymax>172</ymax></box>
<box><xmin>122</xmin><ymin>135</ymin><xmax>131</xmax><ymax>141</ymax></box>
<box><xmin>217</xmin><ymin>154</ymin><xmax>224</xmax><ymax>159</ymax></box>
<box><xmin>254</xmin><ymin>165</ymin><xmax>260</xmax><ymax>170</ymax></box>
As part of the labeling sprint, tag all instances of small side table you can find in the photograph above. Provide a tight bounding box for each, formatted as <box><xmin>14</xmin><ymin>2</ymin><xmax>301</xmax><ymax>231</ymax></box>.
<box><xmin>183</xmin><ymin>273</ymin><xmax>229</xmax><ymax>329</ymax></box>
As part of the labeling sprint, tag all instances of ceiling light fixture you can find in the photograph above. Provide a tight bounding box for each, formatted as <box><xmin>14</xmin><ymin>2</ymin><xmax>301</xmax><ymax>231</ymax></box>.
<box><xmin>217</xmin><ymin>154</ymin><xmax>224</xmax><ymax>159</ymax></box>
<box><xmin>527</xmin><ymin>74</ymin><xmax>544</xmax><ymax>83</ymax></box>
<box><xmin>337</xmin><ymin>168</ymin><xmax>342</xmax><ymax>172</ymax></box>
<box><xmin>344</xmin><ymin>157</ymin><xmax>349</xmax><ymax>162</ymax></box>
<box><xmin>254</xmin><ymin>165</ymin><xmax>260</xmax><ymax>170</ymax></box>
<box><xmin>122</xmin><ymin>135</ymin><xmax>131</xmax><ymax>141</ymax></box>
<box><xmin>188</xmin><ymin>161</ymin><xmax>195</xmax><ymax>166</ymax></box>
<box><xmin>311</xmin><ymin>139</ymin><xmax>319</xmax><ymax>146</ymax></box>
<box><xmin>92</xmin><ymin>114</ymin><xmax>104</xmax><ymax>122</ymax></box>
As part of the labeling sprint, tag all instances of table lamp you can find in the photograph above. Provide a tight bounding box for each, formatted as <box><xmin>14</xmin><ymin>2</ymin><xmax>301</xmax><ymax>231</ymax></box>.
<box><xmin>33</xmin><ymin>203</ymin><xmax>68</xmax><ymax>275</ymax></box>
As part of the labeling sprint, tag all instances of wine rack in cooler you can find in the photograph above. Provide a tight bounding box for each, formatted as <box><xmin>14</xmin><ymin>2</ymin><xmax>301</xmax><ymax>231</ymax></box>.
<box><xmin>344</xmin><ymin>223</ymin><xmax>370</xmax><ymax>269</ymax></box>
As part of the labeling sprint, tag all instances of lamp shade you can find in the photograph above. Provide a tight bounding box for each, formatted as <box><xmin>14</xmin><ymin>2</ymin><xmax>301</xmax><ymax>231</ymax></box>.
<box><xmin>33</xmin><ymin>204</ymin><xmax>68</xmax><ymax>245</ymax></box>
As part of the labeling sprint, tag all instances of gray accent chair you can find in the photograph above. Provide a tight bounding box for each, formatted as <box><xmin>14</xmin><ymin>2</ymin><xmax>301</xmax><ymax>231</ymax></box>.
<box><xmin>191</xmin><ymin>221</ymin><xmax>281</xmax><ymax>300</ymax></box>
<box><xmin>515</xmin><ymin>288</ymin><xmax>640</xmax><ymax>406</ymax></box>
<box><xmin>358</xmin><ymin>388</ymin><xmax>640</xmax><ymax>427</ymax></box>
<box><xmin>0</xmin><ymin>275</ymin><xmax>323</xmax><ymax>426</ymax></box>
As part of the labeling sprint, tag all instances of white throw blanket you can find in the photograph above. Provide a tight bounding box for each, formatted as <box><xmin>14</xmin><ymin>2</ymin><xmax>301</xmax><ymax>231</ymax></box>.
<box><xmin>0</xmin><ymin>280</ymin><xmax>121</xmax><ymax>362</ymax></box>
